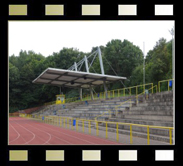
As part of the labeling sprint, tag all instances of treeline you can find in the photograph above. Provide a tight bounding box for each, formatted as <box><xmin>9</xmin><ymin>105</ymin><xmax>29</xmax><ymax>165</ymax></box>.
<box><xmin>9</xmin><ymin>38</ymin><xmax>172</xmax><ymax>112</ymax></box>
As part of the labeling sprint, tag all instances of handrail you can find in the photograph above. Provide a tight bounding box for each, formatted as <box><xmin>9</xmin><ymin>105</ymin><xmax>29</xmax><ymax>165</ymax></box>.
<box><xmin>158</xmin><ymin>79</ymin><xmax>174</xmax><ymax>92</ymax></box>
<box><xmin>96</xmin><ymin>85</ymin><xmax>157</xmax><ymax>119</ymax></box>
<box><xmin>44</xmin><ymin>79</ymin><xmax>173</xmax><ymax>106</ymax></box>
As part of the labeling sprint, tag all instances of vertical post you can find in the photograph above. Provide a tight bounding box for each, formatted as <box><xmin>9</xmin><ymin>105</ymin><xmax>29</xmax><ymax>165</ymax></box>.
<box><xmin>158</xmin><ymin>81</ymin><xmax>160</xmax><ymax>92</ymax></box>
<box><xmin>80</xmin><ymin>88</ymin><xmax>83</xmax><ymax>101</ymax></box>
<box><xmin>103</xmin><ymin>80</ymin><xmax>108</xmax><ymax>99</ymax></box>
<box><xmin>71</xmin><ymin>118</ymin><xmax>74</xmax><ymax>130</ymax></box>
<box><xmin>76</xmin><ymin>119</ymin><xmax>78</xmax><ymax>131</ymax></box>
<box><xmin>147</xmin><ymin>126</ymin><xmax>150</xmax><ymax>145</ymax></box>
<box><xmin>98</xmin><ymin>47</ymin><xmax>105</xmax><ymax>75</ymax></box>
<box><xmin>96</xmin><ymin>121</ymin><xmax>99</xmax><ymax>136</ymax></box>
<box><xmin>89</xmin><ymin>84</ymin><xmax>94</xmax><ymax>100</ymax></box>
<box><xmin>143</xmin><ymin>42</ymin><xmax>146</xmax><ymax>92</ymax></box>
<box><xmin>106</xmin><ymin>122</ymin><xmax>108</xmax><ymax>139</ymax></box>
<box><xmin>116</xmin><ymin>123</ymin><xmax>119</xmax><ymax>141</ymax></box>
<box><xmin>89</xmin><ymin>120</ymin><xmax>91</xmax><ymax>134</ymax></box>
<box><xmin>84</xmin><ymin>55</ymin><xmax>89</xmax><ymax>73</ymax></box>
<box><xmin>130</xmin><ymin>125</ymin><xmax>133</xmax><ymax>144</ymax></box>
<box><xmin>74</xmin><ymin>62</ymin><xmax>77</xmax><ymax>71</ymax></box>
<box><xmin>82</xmin><ymin>120</ymin><xmax>84</xmax><ymax>132</ymax></box>
<box><xmin>169</xmin><ymin>128</ymin><xmax>172</xmax><ymax>145</ymax></box>
<box><xmin>168</xmin><ymin>80</ymin><xmax>170</xmax><ymax>91</ymax></box>
<box><xmin>118</xmin><ymin>89</ymin><xmax>120</xmax><ymax>97</ymax></box>
<box><xmin>129</xmin><ymin>88</ymin><xmax>131</xmax><ymax>96</ymax></box>
<box><xmin>59</xmin><ymin>86</ymin><xmax>62</xmax><ymax>95</ymax></box>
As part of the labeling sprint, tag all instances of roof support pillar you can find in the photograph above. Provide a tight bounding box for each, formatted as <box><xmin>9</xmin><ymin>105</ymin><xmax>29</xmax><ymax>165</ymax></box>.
<box><xmin>103</xmin><ymin>80</ymin><xmax>108</xmax><ymax>99</ymax></box>
<box><xmin>89</xmin><ymin>85</ymin><xmax>94</xmax><ymax>100</ymax></box>
<box><xmin>79</xmin><ymin>88</ymin><xmax>82</xmax><ymax>101</ymax></box>
<box><xmin>59</xmin><ymin>86</ymin><xmax>62</xmax><ymax>94</ymax></box>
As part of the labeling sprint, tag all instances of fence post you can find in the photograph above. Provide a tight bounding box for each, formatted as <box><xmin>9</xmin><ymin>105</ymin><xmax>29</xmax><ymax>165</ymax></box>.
<box><xmin>129</xmin><ymin>88</ymin><xmax>131</xmax><ymax>96</ymax></box>
<box><xmin>106</xmin><ymin>122</ymin><xmax>108</xmax><ymax>139</ymax></box>
<box><xmin>118</xmin><ymin>89</ymin><xmax>120</xmax><ymax>97</ymax></box>
<box><xmin>116</xmin><ymin>123</ymin><xmax>119</xmax><ymax>141</ymax></box>
<box><xmin>89</xmin><ymin>120</ymin><xmax>91</xmax><ymax>134</ymax></box>
<box><xmin>96</xmin><ymin>121</ymin><xmax>99</xmax><ymax>136</ymax></box>
<box><xmin>82</xmin><ymin>120</ymin><xmax>84</xmax><ymax>133</ymax></box>
<box><xmin>147</xmin><ymin>126</ymin><xmax>150</xmax><ymax>145</ymax></box>
<box><xmin>130</xmin><ymin>125</ymin><xmax>133</xmax><ymax>144</ymax></box>
<box><xmin>168</xmin><ymin>80</ymin><xmax>170</xmax><ymax>91</ymax></box>
<box><xmin>169</xmin><ymin>128</ymin><xmax>172</xmax><ymax>145</ymax></box>
<box><xmin>71</xmin><ymin>118</ymin><xmax>74</xmax><ymax>130</ymax></box>
<box><xmin>113</xmin><ymin>90</ymin><xmax>114</xmax><ymax>98</ymax></box>
<box><xmin>76</xmin><ymin>119</ymin><xmax>78</xmax><ymax>131</ymax></box>
<box><xmin>158</xmin><ymin>81</ymin><xmax>160</xmax><ymax>92</ymax></box>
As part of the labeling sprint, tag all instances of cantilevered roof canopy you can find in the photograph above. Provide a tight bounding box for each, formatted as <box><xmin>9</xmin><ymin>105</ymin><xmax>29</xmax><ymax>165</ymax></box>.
<box><xmin>32</xmin><ymin>68</ymin><xmax>126</xmax><ymax>89</ymax></box>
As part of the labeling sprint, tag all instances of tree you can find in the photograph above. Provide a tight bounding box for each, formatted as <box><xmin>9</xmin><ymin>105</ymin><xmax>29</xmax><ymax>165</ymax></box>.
<box><xmin>104</xmin><ymin>39</ymin><xmax>143</xmax><ymax>85</ymax></box>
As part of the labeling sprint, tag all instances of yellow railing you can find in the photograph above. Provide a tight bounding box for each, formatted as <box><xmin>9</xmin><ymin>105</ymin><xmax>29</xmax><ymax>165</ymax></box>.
<box><xmin>98</xmin><ymin>83</ymin><xmax>153</xmax><ymax>99</ymax></box>
<box><xmin>94</xmin><ymin>110</ymin><xmax>112</xmax><ymax>121</ymax></box>
<box><xmin>20</xmin><ymin>113</ymin><xmax>173</xmax><ymax>145</ymax></box>
<box><xmin>158</xmin><ymin>79</ymin><xmax>174</xmax><ymax>92</ymax></box>
<box><xmin>95</xmin><ymin>85</ymin><xmax>158</xmax><ymax>120</ymax></box>
<box><xmin>43</xmin><ymin>79</ymin><xmax>172</xmax><ymax>106</ymax></box>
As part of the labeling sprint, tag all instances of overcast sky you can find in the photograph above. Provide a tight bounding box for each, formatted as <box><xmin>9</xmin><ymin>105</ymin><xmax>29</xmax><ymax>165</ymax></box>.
<box><xmin>9</xmin><ymin>21</ymin><xmax>174</xmax><ymax>57</ymax></box>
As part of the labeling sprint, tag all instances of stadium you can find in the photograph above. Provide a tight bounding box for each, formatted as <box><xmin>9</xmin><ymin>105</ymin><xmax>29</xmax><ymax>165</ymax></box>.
<box><xmin>9</xmin><ymin>45</ymin><xmax>174</xmax><ymax>145</ymax></box>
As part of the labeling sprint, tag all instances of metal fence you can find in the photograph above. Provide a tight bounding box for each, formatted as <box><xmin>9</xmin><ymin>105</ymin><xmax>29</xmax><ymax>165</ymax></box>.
<box><xmin>19</xmin><ymin>113</ymin><xmax>173</xmax><ymax>145</ymax></box>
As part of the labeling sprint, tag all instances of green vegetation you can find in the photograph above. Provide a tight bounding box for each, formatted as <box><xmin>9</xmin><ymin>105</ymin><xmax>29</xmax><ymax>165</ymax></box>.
<box><xmin>9</xmin><ymin>37</ymin><xmax>173</xmax><ymax>113</ymax></box>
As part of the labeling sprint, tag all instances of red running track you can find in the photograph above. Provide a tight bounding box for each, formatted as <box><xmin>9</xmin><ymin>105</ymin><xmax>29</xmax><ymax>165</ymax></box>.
<box><xmin>9</xmin><ymin>117</ymin><xmax>122</xmax><ymax>145</ymax></box>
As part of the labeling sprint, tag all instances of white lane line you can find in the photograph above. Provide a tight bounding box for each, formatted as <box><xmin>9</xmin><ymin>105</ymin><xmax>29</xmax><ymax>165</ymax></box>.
<box><xmin>36</xmin><ymin>121</ymin><xmax>119</xmax><ymax>144</ymax></box>
<box><xmin>9</xmin><ymin>123</ymin><xmax>21</xmax><ymax>143</ymax></box>
<box><xmin>15</xmin><ymin>119</ymin><xmax>51</xmax><ymax>145</ymax></box>
<box><xmin>25</xmin><ymin>123</ymin><xmax>71</xmax><ymax>145</ymax></box>
<box><xmin>12</xmin><ymin>120</ymin><xmax>36</xmax><ymax>144</ymax></box>
<box><xmin>34</xmin><ymin>122</ymin><xmax>98</xmax><ymax>145</ymax></box>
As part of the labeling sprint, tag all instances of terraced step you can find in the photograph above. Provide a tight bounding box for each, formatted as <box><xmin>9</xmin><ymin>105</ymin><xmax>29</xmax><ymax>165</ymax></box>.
<box><xmin>130</xmin><ymin>106</ymin><xmax>173</xmax><ymax>111</ymax></box>
<box><xmin>108</xmin><ymin>118</ymin><xmax>173</xmax><ymax>127</ymax></box>
<box><xmin>122</xmin><ymin>110</ymin><xmax>173</xmax><ymax>116</ymax></box>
